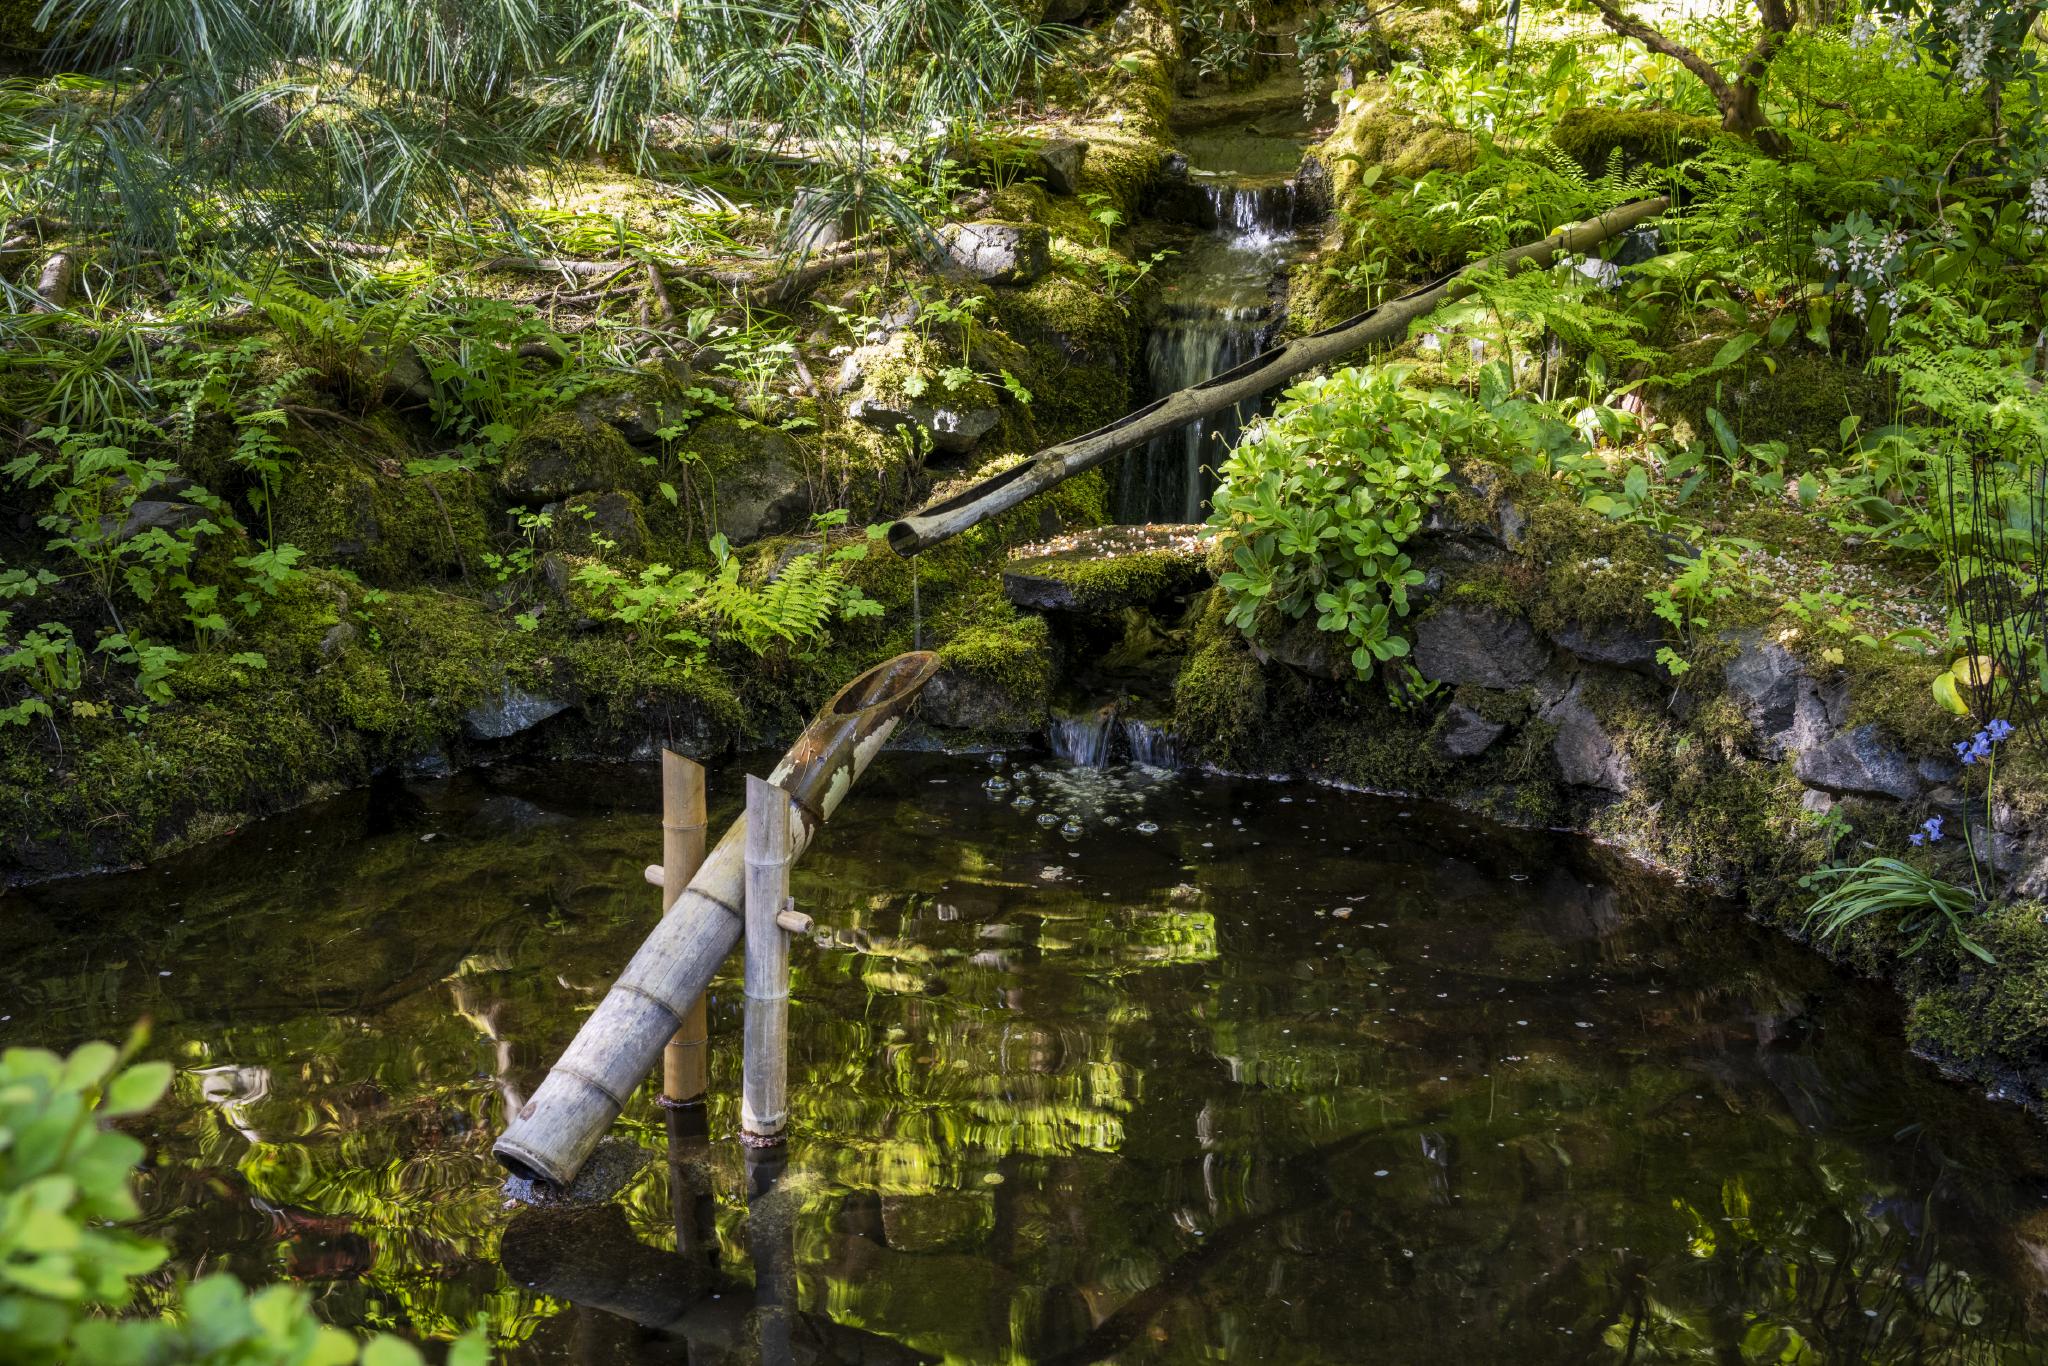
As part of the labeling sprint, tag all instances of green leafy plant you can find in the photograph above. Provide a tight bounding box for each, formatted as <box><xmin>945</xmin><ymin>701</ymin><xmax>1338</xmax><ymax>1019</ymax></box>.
<box><xmin>1206</xmin><ymin>364</ymin><xmax>1463</xmax><ymax>691</ymax></box>
<box><xmin>0</xmin><ymin>1031</ymin><xmax>487</xmax><ymax>1364</ymax></box>
<box><xmin>1801</xmin><ymin>856</ymin><xmax>1989</xmax><ymax>963</ymax></box>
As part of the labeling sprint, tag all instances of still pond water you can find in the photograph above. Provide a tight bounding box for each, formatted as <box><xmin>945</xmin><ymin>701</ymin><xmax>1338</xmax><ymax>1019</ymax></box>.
<box><xmin>5</xmin><ymin>753</ymin><xmax>2048</xmax><ymax>1362</ymax></box>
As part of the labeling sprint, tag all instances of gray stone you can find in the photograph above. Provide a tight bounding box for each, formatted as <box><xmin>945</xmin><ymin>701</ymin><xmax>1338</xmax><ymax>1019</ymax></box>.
<box><xmin>1414</xmin><ymin>604</ymin><xmax>1549</xmax><ymax>689</ymax></box>
<box><xmin>940</xmin><ymin>221</ymin><xmax>1050</xmax><ymax>286</ymax></box>
<box><xmin>573</xmin><ymin>380</ymin><xmax>695</xmax><ymax>449</ymax></box>
<box><xmin>1439</xmin><ymin>703</ymin><xmax>1507</xmax><ymax>759</ymax></box>
<box><xmin>116</xmin><ymin>499</ymin><xmax>208</xmax><ymax>542</ymax></box>
<box><xmin>919</xmin><ymin>668</ymin><xmax>1045</xmax><ymax>734</ymax></box>
<box><xmin>1541</xmin><ymin>681</ymin><xmax>1631</xmax><ymax>794</ymax></box>
<box><xmin>463</xmin><ymin>687</ymin><xmax>571</xmax><ymax>741</ymax></box>
<box><xmin>319</xmin><ymin>621</ymin><xmax>359</xmax><ymax>658</ymax></box>
<box><xmin>710</xmin><ymin>428</ymin><xmax>811</xmax><ymax>545</ymax></box>
<box><xmin>1794</xmin><ymin>723</ymin><xmax>1920</xmax><ymax>801</ymax></box>
<box><xmin>1033</xmin><ymin>138</ymin><xmax>1089</xmax><ymax>196</ymax></box>
<box><xmin>1549</xmin><ymin>619</ymin><xmax>1664</xmax><ymax>674</ymax></box>
<box><xmin>849</xmin><ymin>394</ymin><xmax>1002</xmax><ymax>456</ymax></box>
<box><xmin>1722</xmin><ymin>629</ymin><xmax>1838</xmax><ymax>758</ymax></box>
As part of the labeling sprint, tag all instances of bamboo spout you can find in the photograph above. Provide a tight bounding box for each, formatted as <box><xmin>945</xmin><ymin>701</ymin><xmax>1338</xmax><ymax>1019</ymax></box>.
<box><xmin>884</xmin><ymin>196</ymin><xmax>1671</xmax><ymax>557</ymax></box>
<box><xmin>493</xmin><ymin>652</ymin><xmax>941</xmax><ymax>1189</ymax></box>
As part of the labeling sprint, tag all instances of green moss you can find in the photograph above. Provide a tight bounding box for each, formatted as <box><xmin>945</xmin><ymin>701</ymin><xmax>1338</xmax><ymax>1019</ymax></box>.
<box><xmin>1550</xmin><ymin>107</ymin><xmax>1723</xmax><ymax>176</ymax></box>
<box><xmin>1907</xmin><ymin>901</ymin><xmax>2048</xmax><ymax>1091</ymax></box>
<box><xmin>938</xmin><ymin>609</ymin><xmax>1055</xmax><ymax>713</ymax></box>
<box><xmin>1516</xmin><ymin>498</ymin><xmax>1668</xmax><ymax>633</ymax></box>
<box><xmin>269</xmin><ymin>436</ymin><xmax>490</xmax><ymax>587</ymax></box>
<box><xmin>499</xmin><ymin>412</ymin><xmax>650</xmax><ymax>502</ymax></box>
<box><xmin>1655</xmin><ymin>347</ymin><xmax>1883</xmax><ymax>454</ymax></box>
<box><xmin>1172</xmin><ymin>592</ymin><xmax>1267</xmax><ymax>769</ymax></box>
<box><xmin>1011</xmin><ymin>547</ymin><xmax>1204</xmax><ymax>614</ymax></box>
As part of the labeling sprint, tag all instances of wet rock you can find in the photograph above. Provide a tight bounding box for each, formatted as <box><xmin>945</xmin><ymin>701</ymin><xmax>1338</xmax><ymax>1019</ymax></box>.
<box><xmin>1415</xmin><ymin>604</ymin><xmax>1549</xmax><ymax>689</ymax></box>
<box><xmin>1795</xmin><ymin>723</ymin><xmax>1921</xmax><ymax>802</ymax></box>
<box><xmin>1541</xmin><ymin>681</ymin><xmax>1631</xmax><ymax>794</ymax></box>
<box><xmin>940</xmin><ymin>221</ymin><xmax>1050</xmax><ymax>286</ymax></box>
<box><xmin>919</xmin><ymin>668</ymin><xmax>1046</xmax><ymax>734</ymax></box>
<box><xmin>1032</xmin><ymin>138</ymin><xmax>1088</xmax><ymax>195</ymax></box>
<box><xmin>849</xmin><ymin>394</ymin><xmax>1002</xmax><ymax>456</ymax></box>
<box><xmin>1548</xmin><ymin>619</ymin><xmax>1665</xmax><ymax>675</ymax></box>
<box><xmin>502</xmin><ymin>1136</ymin><xmax>651</xmax><ymax>1207</ymax></box>
<box><xmin>1439</xmin><ymin>703</ymin><xmax>1506</xmax><ymax>759</ymax></box>
<box><xmin>463</xmin><ymin>687</ymin><xmax>572</xmax><ymax>741</ymax></box>
<box><xmin>880</xmin><ymin>1192</ymin><xmax>991</xmax><ymax>1254</ymax></box>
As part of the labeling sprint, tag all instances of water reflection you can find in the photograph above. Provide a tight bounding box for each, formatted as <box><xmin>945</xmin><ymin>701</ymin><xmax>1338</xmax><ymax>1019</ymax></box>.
<box><xmin>2</xmin><ymin>755</ymin><xmax>2046</xmax><ymax>1360</ymax></box>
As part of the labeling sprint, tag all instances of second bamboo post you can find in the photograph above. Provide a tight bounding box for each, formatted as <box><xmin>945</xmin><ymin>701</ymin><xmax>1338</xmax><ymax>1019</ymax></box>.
<box><xmin>658</xmin><ymin>751</ymin><xmax>711</xmax><ymax>1106</ymax></box>
<box><xmin>742</xmin><ymin>774</ymin><xmax>794</xmax><ymax>1144</ymax></box>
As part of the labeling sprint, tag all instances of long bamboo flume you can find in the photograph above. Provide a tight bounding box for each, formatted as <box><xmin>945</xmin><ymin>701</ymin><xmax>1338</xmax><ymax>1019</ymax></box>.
<box><xmin>494</xmin><ymin>651</ymin><xmax>941</xmax><ymax>1189</ymax></box>
<box><xmin>884</xmin><ymin>195</ymin><xmax>1672</xmax><ymax>557</ymax></box>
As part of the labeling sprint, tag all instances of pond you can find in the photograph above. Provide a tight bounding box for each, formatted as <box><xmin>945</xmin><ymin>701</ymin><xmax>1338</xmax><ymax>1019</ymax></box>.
<box><xmin>3</xmin><ymin>753</ymin><xmax>2046</xmax><ymax>1361</ymax></box>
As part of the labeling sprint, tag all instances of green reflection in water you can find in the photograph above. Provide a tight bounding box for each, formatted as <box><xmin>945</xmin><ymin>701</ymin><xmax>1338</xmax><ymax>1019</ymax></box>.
<box><xmin>3</xmin><ymin>754</ymin><xmax>2048</xmax><ymax>1362</ymax></box>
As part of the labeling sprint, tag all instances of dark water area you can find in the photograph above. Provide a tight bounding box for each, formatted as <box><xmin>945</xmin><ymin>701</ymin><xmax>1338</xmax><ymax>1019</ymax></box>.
<box><xmin>4</xmin><ymin>753</ymin><xmax>2048</xmax><ymax>1361</ymax></box>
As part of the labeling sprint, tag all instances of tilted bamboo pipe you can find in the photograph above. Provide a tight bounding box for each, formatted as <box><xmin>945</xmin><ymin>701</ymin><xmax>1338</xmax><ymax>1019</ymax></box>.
<box><xmin>494</xmin><ymin>651</ymin><xmax>942</xmax><ymax>1189</ymax></box>
<box><xmin>885</xmin><ymin>195</ymin><xmax>1672</xmax><ymax>557</ymax></box>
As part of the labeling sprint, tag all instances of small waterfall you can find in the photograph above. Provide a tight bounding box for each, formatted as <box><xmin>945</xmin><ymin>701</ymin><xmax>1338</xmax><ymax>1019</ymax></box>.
<box><xmin>1048</xmin><ymin>703</ymin><xmax>1118</xmax><ymax>767</ymax></box>
<box><xmin>1119</xmin><ymin>716</ymin><xmax>1180</xmax><ymax>769</ymax></box>
<box><xmin>1117</xmin><ymin>178</ymin><xmax>1306</xmax><ymax>524</ymax></box>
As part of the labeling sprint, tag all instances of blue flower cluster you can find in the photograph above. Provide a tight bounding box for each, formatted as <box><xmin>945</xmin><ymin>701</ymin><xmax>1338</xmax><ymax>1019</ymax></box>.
<box><xmin>1956</xmin><ymin>718</ymin><xmax>2014</xmax><ymax>766</ymax></box>
<box><xmin>1909</xmin><ymin>815</ymin><xmax>1944</xmax><ymax>846</ymax></box>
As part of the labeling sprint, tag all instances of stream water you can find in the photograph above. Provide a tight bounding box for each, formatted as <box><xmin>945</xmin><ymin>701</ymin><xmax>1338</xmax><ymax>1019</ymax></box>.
<box><xmin>1115</xmin><ymin>136</ymin><xmax>1311</xmax><ymax>526</ymax></box>
<box><xmin>3</xmin><ymin>753</ymin><xmax>2047</xmax><ymax>1361</ymax></box>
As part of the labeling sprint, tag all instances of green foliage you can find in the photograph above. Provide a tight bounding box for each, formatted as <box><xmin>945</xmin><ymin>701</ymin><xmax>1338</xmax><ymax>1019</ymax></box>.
<box><xmin>0</xmin><ymin>1033</ymin><xmax>486</xmax><ymax>1364</ymax></box>
<box><xmin>1207</xmin><ymin>365</ymin><xmax>1462</xmax><ymax>688</ymax></box>
<box><xmin>572</xmin><ymin>518</ymin><xmax>884</xmax><ymax>673</ymax></box>
<box><xmin>1801</xmin><ymin>857</ymin><xmax>1991</xmax><ymax>963</ymax></box>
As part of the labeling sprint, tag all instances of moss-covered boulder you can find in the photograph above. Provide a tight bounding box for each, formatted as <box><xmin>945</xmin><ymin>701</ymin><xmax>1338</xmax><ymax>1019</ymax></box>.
<box><xmin>923</xmin><ymin>611</ymin><xmax>1055</xmax><ymax>735</ymax></box>
<box><xmin>271</xmin><ymin>448</ymin><xmax>489</xmax><ymax>586</ymax></box>
<box><xmin>677</xmin><ymin>415</ymin><xmax>811</xmax><ymax>544</ymax></box>
<box><xmin>1001</xmin><ymin>525</ymin><xmax>1208</xmax><ymax>614</ymax></box>
<box><xmin>499</xmin><ymin>413</ymin><xmax>649</xmax><ymax>503</ymax></box>
<box><xmin>1551</xmin><ymin>108</ymin><xmax>1722</xmax><ymax>177</ymax></box>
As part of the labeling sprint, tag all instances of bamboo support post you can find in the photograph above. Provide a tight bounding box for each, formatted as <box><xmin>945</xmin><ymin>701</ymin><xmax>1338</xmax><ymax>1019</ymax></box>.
<box><xmin>494</xmin><ymin>651</ymin><xmax>940</xmax><ymax>1190</ymax></box>
<box><xmin>883</xmin><ymin>196</ymin><xmax>1672</xmax><ymax>557</ymax></box>
<box><xmin>658</xmin><ymin>752</ymin><xmax>710</xmax><ymax>1107</ymax></box>
<box><xmin>742</xmin><ymin>776</ymin><xmax>795</xmax><ymax>1144</ymax></box>
<box><xmin>746</xmin><ymin>1145</ymin><xmax>796</xmax><ymax>1366</ymax></box>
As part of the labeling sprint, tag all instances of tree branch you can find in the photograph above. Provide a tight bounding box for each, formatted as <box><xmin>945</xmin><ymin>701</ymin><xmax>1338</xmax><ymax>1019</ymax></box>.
<box><xmin>1585</xmin><ymin>0</ymin><xmax>1734</xmax><ymax>108</ymax></box>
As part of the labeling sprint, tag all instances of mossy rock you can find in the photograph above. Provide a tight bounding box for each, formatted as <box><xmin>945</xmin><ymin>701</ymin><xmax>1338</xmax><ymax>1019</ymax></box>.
<box><xmin>500</xmin><ymin>412</ymin><xmax>650</xmax><ymax>503</ymax></box>
<box><xmin>1656</xmin><ymin>346</ymin><xmax>1886</xmax><ymax>455</ymax></box>
<box><xmin>555</xmin><ymin>490</ymin><xmax>651</xmax><ymax>559</ymax></box>
<box><xmin>271</xmin><ymin>448</ymin><xmax>490</xmax><ymax>587</ymax></box>
<box><xmin>1551</xmin><ymin>108</ymin><xmax>1723</xmax><ymax>178</ymax></box>
<box><xmin>674</xmin><ymin>415</ymin><xmax>812</xmax><ymax>544</ymax></box>
<box><xmin>925</xmin><ymin>610</ymin><xmax>1055</xmax><ymax>734</ymax></box>
<box><xmin>1002</xmin><ymin>526</ymin><xmax>1209</xmax><ymax>614</ymax></box>
<box><xmin>1171</xmin><ymin>592</ymin><xmax>1268</xmax><ymax>770</ymax></box>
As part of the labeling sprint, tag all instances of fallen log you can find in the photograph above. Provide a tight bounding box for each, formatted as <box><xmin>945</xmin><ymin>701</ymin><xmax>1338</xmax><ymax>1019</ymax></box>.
<box><xmin>884</xmin><ymin>195</ymin><xmax>1671</xmax><ymax>557</ymax></box>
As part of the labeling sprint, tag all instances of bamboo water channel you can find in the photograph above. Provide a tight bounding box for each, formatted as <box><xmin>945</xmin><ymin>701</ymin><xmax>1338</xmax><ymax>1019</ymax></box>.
<box><xmin>495</xmin><ymin>651</ymin><xmax>939</xmax><ymax>1188</ymax></box>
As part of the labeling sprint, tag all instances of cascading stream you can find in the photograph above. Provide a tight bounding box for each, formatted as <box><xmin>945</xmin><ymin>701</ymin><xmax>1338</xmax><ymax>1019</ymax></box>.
<box><xmin>1116</xmin><ymin>176</ymin><xmax>1307</xmax><ymax>524</ymax></box>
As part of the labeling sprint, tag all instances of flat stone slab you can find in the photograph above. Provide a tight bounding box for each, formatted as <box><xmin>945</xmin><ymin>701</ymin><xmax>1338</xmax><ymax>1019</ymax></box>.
<box><xmin>1003</xmin><ymin>524</ymin><xmax>1210</xmax><ymax>613</ymax></box>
